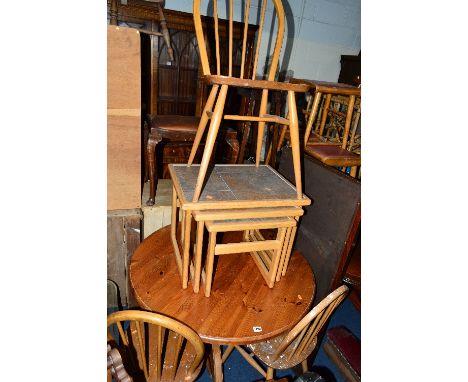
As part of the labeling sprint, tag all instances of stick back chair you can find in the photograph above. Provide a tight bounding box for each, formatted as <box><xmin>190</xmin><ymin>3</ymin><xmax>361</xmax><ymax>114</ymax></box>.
<box><xmin>303</xmin><ymin>84</ymin><xmax>361</xmax><ymax>177</ymax></box>
<box><xmin>107</xmin><ymin>310</ymin><xmax>205</xmax><ymax>382</ymax></box>
<box><xmin>187</xmin><ymin>0</ymin><xmax>309</xmax><ymax>202</ymax></box>
<box><xmin>224</xmin><ymin>285</ymin><xmax>349</xmax><ymax>380</ymax></box>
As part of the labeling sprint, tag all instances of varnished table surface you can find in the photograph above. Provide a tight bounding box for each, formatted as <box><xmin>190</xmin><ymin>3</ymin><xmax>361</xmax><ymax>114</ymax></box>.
<box><xmin>129</xmin><ymin>225</ymin><xmax>316</xmax><ymax>345</ymax></box>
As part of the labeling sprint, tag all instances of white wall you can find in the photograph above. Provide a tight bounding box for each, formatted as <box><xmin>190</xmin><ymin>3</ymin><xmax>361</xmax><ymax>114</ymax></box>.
<box><xmin>165</xmin><ymin>0</ymin><xmax>360</xmax><ymax>81</ymax></box>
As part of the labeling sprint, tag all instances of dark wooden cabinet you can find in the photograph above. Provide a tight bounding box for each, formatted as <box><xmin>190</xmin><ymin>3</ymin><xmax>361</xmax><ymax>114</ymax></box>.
<box><xmin>115</xmin><ymin>1</ymin><xmax>258</xmax><ymax>117</ymax></box>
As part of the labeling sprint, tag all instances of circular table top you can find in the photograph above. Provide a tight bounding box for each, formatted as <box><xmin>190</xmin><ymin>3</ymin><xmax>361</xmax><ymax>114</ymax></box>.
<box><xmin>129</xmin><ymin>225</ymin><xmax>316</xmax><ymax>345</ymax></box>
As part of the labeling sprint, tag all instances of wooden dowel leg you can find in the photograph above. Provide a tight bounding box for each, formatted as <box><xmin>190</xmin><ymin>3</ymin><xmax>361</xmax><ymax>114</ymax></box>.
<box><xmin>193</xmin><ymin>220</ymin><xmax>205</xmax><ymax>293</ymax></box>
<box><xmin>188</xmin><ymin>85</ymin><xmax>220</xmax><ymax>165</ymax></box>
<box><xmin>319</xmin><ymin>94</ymin><xmax>332</xmax><ymax>136</ymax></box>
<box><xmin>287</xmin><ymin>90</ymin><xmax>302</xmax><ymax>199</ymax></box>
<box><xmin>212</xmin><ymin>345</ymin><xmax>224</xmax><ymax>382</ymax></box>
<box><xmin>192</xmin><ymin>85</ymin><xmax>229</xmax><ymax>202</ymax></box>
<box><xmin>255</xmin><ymin>89</ymin><xmax>269</xmax><ymax>166</ymax></box>
<box><xmin>304</xmin><ymin>92</ymin><xmax>321</xmax><ymax>144</ymax></box>
<box><xmin>341</xmin><ymin>95</ymin><xmax>356</xmax><ymax>149</ymax></box>
<box><xmin>204</xmin><ymin>231</ymin><xmax>217</xmax><ymax>297</ymax></box>
<box><xmin>182</xmin><ymin>210</ymin><xmax>192</xmax><ymax>289</ymax></box>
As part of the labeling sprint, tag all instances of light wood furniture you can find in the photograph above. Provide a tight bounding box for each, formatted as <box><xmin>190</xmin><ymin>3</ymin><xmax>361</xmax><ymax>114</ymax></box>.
<box><xmin>107</xmin><ymin>25</ymin><xmax>141</xmax><ymax>210</ymax></box>
<box><xmin>107</xmin><ymin>309</ymin><xmax>205</xmax><ymax>382</ymax></box>
<box><xmin>194</xmin><ymin>214</ymin><xmax>297</xmax><ymax>296</ymax></box>
<box><xmin>190</xmin><ymin>206</ymin><xmax>304</xmax><ymax>295</ymax></box>
<box><xmin>187</xmin><ymin>0</ymin><xmax>309</xmax><ymax>203</ymax></box>
<box><xmin>168</xmin><ymin>164</ymin><xmax>311</xmax><ymax>290</ymax></box>
<box><xmin>227</xmin><ymin>285</ymin><xmax>349</xmax><ymax>380</ymax></box>
<box><xmin>129</xmin><ymin>225</ymin><xmax>316</xmax><ymax>382</ymax></box>
<box><xmin>291</xmin><ymin>78</ymin><xmax>361</xmax><ymax>178</ymax></box>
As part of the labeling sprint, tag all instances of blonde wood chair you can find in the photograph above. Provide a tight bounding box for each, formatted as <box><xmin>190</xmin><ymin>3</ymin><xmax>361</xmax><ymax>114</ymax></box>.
<box><xmin>301</xmin><ymin>83</ymin><xmax>361</xmax><ymax>177</ymax></box>
<box><xmin>223</xmin><ymin>285</ymin><xmax>349</xmax><ymax>380</ymax></box>
<box><xmin>107</xmin><ymin>310</ymin><xmax>205</xmax><ymax>382</ymax></box>
<box><xmin>187</xmin><ymin>0</ymin><xmax>309</xmax><ymax>203</ymax></box>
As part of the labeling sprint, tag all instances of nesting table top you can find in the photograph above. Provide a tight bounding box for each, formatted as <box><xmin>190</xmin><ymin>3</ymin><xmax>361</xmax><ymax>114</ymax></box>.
<box><xmin>169</xmin><ymin>164</ymin><xmax>311</xmax><ymax>210</ymax></box>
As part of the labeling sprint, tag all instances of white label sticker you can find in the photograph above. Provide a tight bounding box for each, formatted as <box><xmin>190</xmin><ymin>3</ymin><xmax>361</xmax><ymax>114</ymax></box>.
<box><xmin>253</xmin><ymin>326</ymin><xmax>263</xmax><ymax>332</ymax></box>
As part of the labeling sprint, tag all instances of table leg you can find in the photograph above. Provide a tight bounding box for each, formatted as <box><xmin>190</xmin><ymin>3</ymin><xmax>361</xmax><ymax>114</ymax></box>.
<box><xmin>212</xmin><ymin>344</ymin><xmax>224</xmax><ymax>382</ymax></box>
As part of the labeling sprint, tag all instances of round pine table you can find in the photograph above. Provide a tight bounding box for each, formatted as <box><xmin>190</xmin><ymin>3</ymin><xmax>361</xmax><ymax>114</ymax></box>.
<box><xmin>129</xmin><ymin>225</ymin><xmax>316</xmax><ymax>381</ymax></box>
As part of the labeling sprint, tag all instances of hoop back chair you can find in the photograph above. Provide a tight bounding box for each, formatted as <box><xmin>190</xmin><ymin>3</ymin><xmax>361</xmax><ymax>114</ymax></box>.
<box><xmin>224</xmin><ymin>285</ymin><xmax>349</xmax><ymax>380</ymax></box>
<box><xmin>107</xmin><ymin>310</ymin><xmax>205</xmax><ymax>382</ymax></box>
<box><xmin>187</xmin><ymin>0</ymin><xmax>309</xmax><ymax>202</ymax></box>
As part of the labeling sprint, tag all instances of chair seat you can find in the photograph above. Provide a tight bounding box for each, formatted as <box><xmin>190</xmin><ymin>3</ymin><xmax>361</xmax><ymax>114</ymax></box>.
<box><xmin>149</xmin><ymin>115</ymin><xmax>201</xmax><ymax>134</ymax></box>
<box><xmin>307</xmin><ymin>132</ymin><xmax>341</xmax><ymax>145</ymax></box>
<box><xmin>246</xmin><ymin>335</ymin><xmax>317</xmax><ymax>370</ymax></box>
<box><xmin>304</xmin><ymin>144</ymin><xmax>361</xmax><ymax>167</ymax></box>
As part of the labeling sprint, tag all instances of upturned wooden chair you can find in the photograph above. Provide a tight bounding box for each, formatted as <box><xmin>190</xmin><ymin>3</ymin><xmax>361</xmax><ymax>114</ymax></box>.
<box><xmin>107</xmin><ymin>310</ymin><xmax>205</xmax><ymax>382</ymax></box>
<box><xmin>187</xmin><ymin>0</ymin><xmax>309</xmax><ymax>203</ymax></box>
<box><xmin>223</xmin><ymin>285</ymin><xmax>349</xmax><ymax>380</ymax></box>
<box><xmin>300</xmin><ymin>82</ymin><xmax>361</xmax><ymax>177</ymax></box>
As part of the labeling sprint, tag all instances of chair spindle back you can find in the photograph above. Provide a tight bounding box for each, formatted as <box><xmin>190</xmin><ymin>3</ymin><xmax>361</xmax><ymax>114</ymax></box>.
<box><xmin>193</xmin><ymin>0</ymin><xmax>285</xmax><ymax>80</ymax></box>
<box><xmin>107</xmin><ymin>310</ymin><xmax>205</xmax><ymax>382</ymax></box>
<box><xmin>272</xmin><ymin>285</ymin><xmax>348</xmax><ymax>363</ymax></box>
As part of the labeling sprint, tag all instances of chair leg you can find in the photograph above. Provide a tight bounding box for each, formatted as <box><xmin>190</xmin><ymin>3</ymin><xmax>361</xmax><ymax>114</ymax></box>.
<box><xmin>212</xmin><ymin>345</ymin><xmax>224</xmax><ymax>382</ymax></box>
<box><xmin>304</xmin><ymin>91</ymin><xmax>322</xmax><ymax>145</ymax></box>
<box><xmin>192</xmin><ymin>85</ymin><xmax>229</xmax><ymax>203</ymax></box>
<box><xmin>341</xmin><ymin>95</ymin><xmax>356</xmax><ymax>149</ymax></box>
<box><xmin>255</xmin><ymin>89</ymin><xmax>269</xmax><ymax>166</ymax></box>
<box><xmin>287</xmin><ymin>90</ymin><xmax>302</xmax><ymax>199</ymax></box>
<box><xmin>301</xmin><ymin>359</ymin><xmax>309</xmax><ymax>373</ymax></box>
<box><xmin>146</xmin><ymin>131</ymin><xmax>162</xmax><ymax>206</ymax></box>
<box><xmin>222</xmin><ymin>345</ymin><xmax>235</xmax><ymax>363</ymax></box>
<box><xmin>318</xmin><ymin>93</ymin><xmax>332</xmax><ymax>136</ymax></box>
<box><xmin>188</xmin><ymin>84</ymin><xmax>220</xmax><ymax>165</ymax></box>
<box><xmin>266</xmin><ymin>367</ymin><xmax>274</xmax><ymax>380</ymax></box>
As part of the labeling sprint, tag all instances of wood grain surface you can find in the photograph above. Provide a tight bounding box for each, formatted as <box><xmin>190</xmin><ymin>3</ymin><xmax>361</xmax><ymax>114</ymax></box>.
<box><xmin>129</xmin><ymin>225</ymin><xmax>315</xmax><ymax>345</ymax></box>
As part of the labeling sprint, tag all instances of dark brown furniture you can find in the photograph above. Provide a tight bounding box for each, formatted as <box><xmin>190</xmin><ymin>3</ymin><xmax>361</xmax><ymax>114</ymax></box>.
<box><xmin>122</xmin><ymin>5</ymin><xmax>257</xmax><ymax>204</ymax></box>
<box><xmin>338</xmin><ymin>52</ymin><xmax>361</xmax><ymax>87</ymax></box>
<box><xmin>323</xmin><ymin>326</ymin><xmax>361</xmax><ymax>382</ymax></box>
<box><xmin>342</xmin><ymin>232</ymin><xmax>361</xmax><ymax>310</ymax></box>
<box><xmin>145</xmin><ymin>115</ymin><xmax>239</xmax><ymax>205</ymax></box>
<box><xmin>279</xmin><ymin>147</ymin><xmax>360</xmax><ymax>303</ymax></box>
<box><xmin>129</xmin><ymin>225</ymin><xmax>316</xmax><ymax>382</ymax></box>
